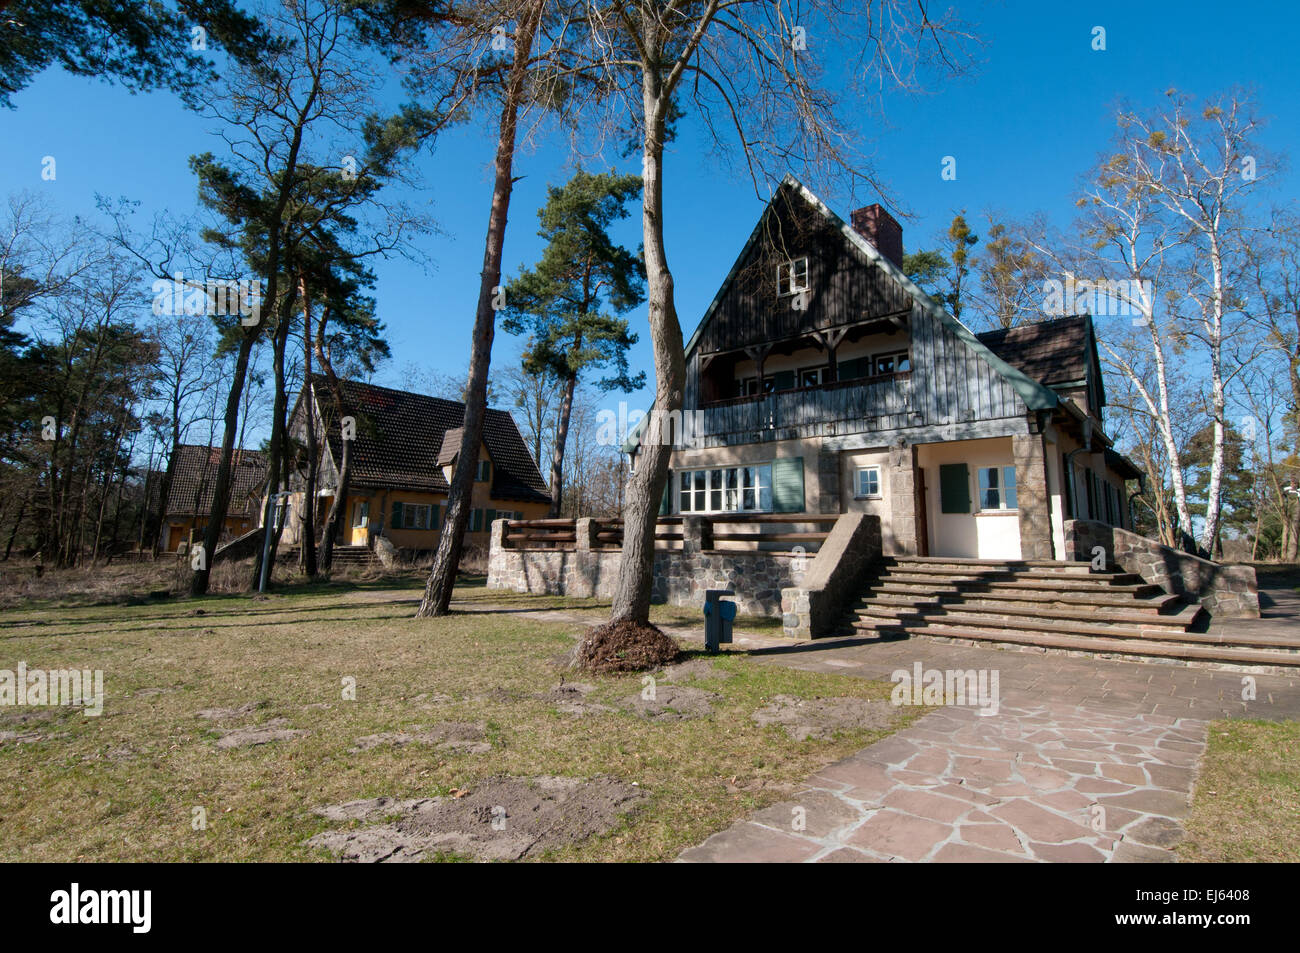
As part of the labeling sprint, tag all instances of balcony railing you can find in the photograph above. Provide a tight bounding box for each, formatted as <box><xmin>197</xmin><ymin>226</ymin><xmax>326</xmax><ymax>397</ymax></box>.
<box><xmin>700</xmin><ymin>372</ymin><xmax>912</xmax><ymax>439</ymax></box>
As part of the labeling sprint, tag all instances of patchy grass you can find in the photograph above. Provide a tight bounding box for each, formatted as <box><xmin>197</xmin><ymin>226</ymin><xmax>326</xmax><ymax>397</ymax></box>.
<box><xmin>0</xmin><ymin>583</ymin><xmax>913</xmax><ymax>862</ymax></box>
<box><xmin>1179</xmin><ymin>719</ymin><xmax>1300</xmax><ymax>862</ymax></box>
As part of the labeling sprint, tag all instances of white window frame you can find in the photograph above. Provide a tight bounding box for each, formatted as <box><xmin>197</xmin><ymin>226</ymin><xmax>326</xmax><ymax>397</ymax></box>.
<box><xmin>976</xmin><ymin>465</ymin><xmax>1018</xmax><ymax>512</ymax></box>
<box><xmin>776</xmin><ymin>257</ymin><xmax>809</xmax><ymax>297</ymax></box>
<box><xmin>399</xmin><ymin>503</ymin><xmax>433</xmax><ymax>530</ymax></box>
<box><xmin>872</xmin><ymin>350</ymin><xmax>911</xmax><ymax>376</ymax></box>
<box><xmin>799</xmin><ymin>365</ymin><xmax>828</xmax><ymax>388</ymax></box>
<box><xmin>855</xmin><ymin>466</ymin><xmax>882</xmax><ymax>500</ymax></box>
<box><xmin>678</xmin><ymin>464</ymin><xmax>773</xmax><ymax>514</ymax></box>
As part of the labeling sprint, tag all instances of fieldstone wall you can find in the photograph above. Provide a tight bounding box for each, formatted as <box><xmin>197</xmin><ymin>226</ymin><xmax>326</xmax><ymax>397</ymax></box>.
<box><xmin>1064</xmin><ymin>519</ymin><xmax>1259</xmax><ymax>618</ymax></box>
<box><xmin>1013</xmin><ymin>433</ymin><xmax>1054</xmax><ymax>561</ymax></box>
<box><xmin>485</xmin><ymin>517</ymin><xmax>807</xmax><ymax>617</ymax></box>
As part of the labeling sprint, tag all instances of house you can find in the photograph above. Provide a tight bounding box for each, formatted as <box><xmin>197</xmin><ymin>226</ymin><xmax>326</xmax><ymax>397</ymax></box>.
<box><xmin>627</xmin><ymin>174</ymin><xmax>1141</xmax><ymax>562</ymax></box>
<box><xmin>160</xmin><ymin>445</ymin><xmax>268</xmax><ymax>552</ymax></box>
<box><xmin>283</xmin><ymin>377</ymin><xmax>551</xmax><ymax>553</ymax></box>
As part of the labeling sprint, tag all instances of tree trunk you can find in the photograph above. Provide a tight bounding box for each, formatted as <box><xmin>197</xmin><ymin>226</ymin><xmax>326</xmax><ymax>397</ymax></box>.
<box><xmin>299</xmin><ymin>274</ymin><xmax>318</xmax><ymax>578</ymax></box>
<box><xmin>315</xmin><ymin>307</ymin><xmax>349</xmax><ymax>574</ymax></box>
<box><xmin>417</xmin><ymin>2</ymin><xmax>542</xmax><ymax>618</ymax></box>
<box><xmin>250</xmin><ymin>290</ymin><xmax>297</xmax><ymax>589</ymax></box>
<box><xmin>609</xmin><ymin>63</ymin><xmax>686</xmax><ymax>626</ymax></box>
<box><xmin>548</xmin><ymin>372</ymin><xmax>577</xmax><ymax>517</ymax></box>
<box><xmin>191</xmin><ymin>330</ymin><xmax>258</xmax><ymax>595</ymax></box>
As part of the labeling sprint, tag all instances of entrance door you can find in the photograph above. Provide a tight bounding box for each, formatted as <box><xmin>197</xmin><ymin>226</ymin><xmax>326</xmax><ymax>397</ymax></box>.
<box><xmin>350</xmin><ymin>500</ymin><xmax>369</xmax><ymax>546</ymax></box>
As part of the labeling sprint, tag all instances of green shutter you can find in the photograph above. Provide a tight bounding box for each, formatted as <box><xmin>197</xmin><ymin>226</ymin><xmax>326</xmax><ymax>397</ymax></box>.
<box><xmin>770</xmin><ymin>370</ymin><xmax>795</xmax><ymax>392</ymax></box>
<box><xmin>392</xmin><ymin>501</ymin><xmax>404</xmax><ymax>529</ymax></box>
<box><xmin>659</xmin><ymin>470</ymin><xmax>672</xmax><ymax>516</ymax></box>
<box><xmin>485</xmin><ymin>508</ymin><xmax>496</xmax><ymax>529</ymax></box>
<box><xmin>772</xmin><ymin>457</ymin><xmax>804</xmax><ymax>513</ymax></box>
<box><xmin>939</xmin><ymin>464</ymin><xmax>970</xmax><ymax>514</ymax></box>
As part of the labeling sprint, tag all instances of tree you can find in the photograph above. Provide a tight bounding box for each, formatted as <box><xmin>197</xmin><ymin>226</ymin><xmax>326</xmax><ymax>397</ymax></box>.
<box><xmin>187</xmin><ymin>0</ymin><xmax>434</xmax><ymax>592</ymax></box>
<box><xmin>583</xmin><ymin>0</ymin><xmax>974</xmax><ymax>632</ymax></box>
<box><xmin>0</xmin><ymin>0</ymin><xmax>273</xmax><ymax>108</ymax></box>
<box><xmin>501</xmin><ymin>168</ymin><xmax>646</xmax><ymax>515</ymax></box>
<box><xmin>975</xmin><ymin>212</ymin><xmax>1046</xmax><ymax>329</ymax></box>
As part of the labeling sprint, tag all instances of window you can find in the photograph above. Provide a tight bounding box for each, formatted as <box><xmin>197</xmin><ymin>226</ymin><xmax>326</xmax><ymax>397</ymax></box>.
<box><xmin>678</xmin><ymin>464</ymin><xmax>772</xmax><ymax>513</ymax></box>
<box><xmin>469</xmin><ymin>508</ymin><xmax>484</xmax><ymax>532</ymax></box>
<box><xmin>476</xmin><ymin>459</ymin><xmax>492</xmax><ymax>482</ymax></box>
<box><xmin>735</xmin><ymin>376</ymin><xmax>760</xmax><ymax>397</ymax></box>
<box><xmin>393</xmin><ymin>502</ymin><xmax>433</xmax><ymax>530</ymax></box>
<box><xmin>977</xmin><ymin>466</ymin><xmax>1018</xmax><ymax>511</ymax></box>
<box><xmin>855</xmin><ymin>466</ymin><xmax>882</xmax><ymax>499</ymax></box>
<box><xmin>872</xmin><ymin>351</ymin><xmax>911</xmax><ymax>376</ymax></box>
<box><xmin>799</xmin><ymin>366</ymin><xmax>827</xmax><ymax>388</ymax></box>
<box><xmin>776</xmin><ymin>257</ymin><xmax>809</xmax><ymax>296</ymax></box>
<box><xmin>352</xmin><ymin>501</ymin><xmax>368</xmax><ymax>527</ymax></box>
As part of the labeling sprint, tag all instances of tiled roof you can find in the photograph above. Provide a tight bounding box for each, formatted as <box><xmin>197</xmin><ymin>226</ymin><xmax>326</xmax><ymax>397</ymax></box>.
<box><xmin>315</xmin><ymin>377</ymin><xmax>551</xmax><ymax>505</ymax></box>
<box><xmin>976</xmin><ymin>315</ymin><xmax>1091</xmax><ymax>388</ymax></box>
<box><xmin>436</xmin><ymin>427</ymin><xmax>463</xmax><ymax>467</ymax></box>
<box><xmin>164</xmin><ymin>445</ymin><xmax>267</xmax><ymax>517</ymax></box>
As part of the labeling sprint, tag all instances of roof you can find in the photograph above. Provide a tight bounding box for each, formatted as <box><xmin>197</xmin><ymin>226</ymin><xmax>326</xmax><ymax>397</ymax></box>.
<box><xmin>436</xmin><ymin>427</ymin><xmax>463</xmax><ymax>467</ymax></box>
<box><xmin>164</xmin><ymin>445</ymin><xmax>267</xmax><ymax>517</ymax></box>
<box><xmin>313</xmin><ymin>377</ymin><xmax>551</xmax><ymax>505</ymax></box>
<box><xmin>977</xmin><ymin>316</ymin><xmax>1092</xmax><ymax>389</ymax></box>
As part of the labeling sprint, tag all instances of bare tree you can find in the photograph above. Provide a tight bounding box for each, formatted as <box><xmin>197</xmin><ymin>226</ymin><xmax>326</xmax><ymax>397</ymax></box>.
<box><xmin>583</xmin><ymin>0</ymin><xmax>975</xmax><ymax>628</ymax></box>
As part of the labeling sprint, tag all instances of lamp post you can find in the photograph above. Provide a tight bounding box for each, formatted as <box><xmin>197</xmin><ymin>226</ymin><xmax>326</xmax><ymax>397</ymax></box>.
<box><xmin>259</xmin><ymin>491</ymin><xmax>292</xmax><ymax>594</ymax></box>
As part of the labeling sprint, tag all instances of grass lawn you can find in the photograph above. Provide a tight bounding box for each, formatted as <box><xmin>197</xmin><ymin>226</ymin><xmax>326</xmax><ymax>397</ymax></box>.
<box><xmin>0</xmin><ymin>577</ymin><xmax>913</xmax><ymax>862</ymax></box>
<box><xmin>1179</xmin><ymin>719</ymin><xmax>1300</xmax><ymax>862</ymax></box>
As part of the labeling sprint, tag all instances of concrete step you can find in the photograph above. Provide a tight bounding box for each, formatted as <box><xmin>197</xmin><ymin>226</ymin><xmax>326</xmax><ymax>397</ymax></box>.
<box><xmin>893</xmin><ymin>556</ymin><xmax>1095</xmax><ymax>574</ymax></box>
<box><xmin>852</xmin><ymin>620</ymin><xmax>1300</xmax><ymax>669</ymax></box>
<box><xmin>850</xmin><ymin>606</ymin><xmax>1256</xmax><ymax>647</ymax></box>
<box><xmin>889</xmin><ymin>563</ymin><xmax>1131</xmax><ymax>583</ymax></box>
<box><xmin>877</xmin><ymin>572</ymin><xmax>1160</xmax><ymax>596</ymax></box>
<box><xmin>872</xmin><ymin>581</ymin><xmax>1171</xmax><ymax>608</ymax></box>
<box><xmin>853</xmin><ymin>595</ymin><xmax>1203</xmax><ymax>629</ymax></box>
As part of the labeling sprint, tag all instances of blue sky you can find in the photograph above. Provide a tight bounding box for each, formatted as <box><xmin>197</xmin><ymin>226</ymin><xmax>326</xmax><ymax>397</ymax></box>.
<box><xmin>2</xmin><ymin>0</ymin><xmax>1298</xmax><ymax>438</ymax></box>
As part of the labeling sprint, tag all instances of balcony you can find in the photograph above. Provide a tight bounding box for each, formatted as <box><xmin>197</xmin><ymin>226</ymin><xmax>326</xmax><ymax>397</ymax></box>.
<box><xmin>698</xmin><ymin>372</ymin><xmax>913</xmax><ymax>442</ymax></box>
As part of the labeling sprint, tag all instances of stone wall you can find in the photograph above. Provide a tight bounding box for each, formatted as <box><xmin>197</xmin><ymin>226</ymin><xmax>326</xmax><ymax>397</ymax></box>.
<box><xmin>1013</xmin><ymin>433</ymin><xmax>1053</xmax><ymax>561</ymax></box>
<box><xmin>486</xmin><ymin>517</ymin><xmax>807</xmax><ymax>617</ymax></box>
<box><xmin>781</xmin><ymin>512</ymin><xmax>883</xmax><ymax>639</ymax></box>
<box><xmin>1064</xmin><ymin>519</ymin><xmax>1259</xmax><ymax>618</ymax></box>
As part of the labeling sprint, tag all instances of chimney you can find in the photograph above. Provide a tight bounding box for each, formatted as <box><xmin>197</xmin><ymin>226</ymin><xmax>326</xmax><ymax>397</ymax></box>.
<box><xmin>850</xmin><ymin>203</ymin><xmax>903</xmax><ymax>269</ymax></box>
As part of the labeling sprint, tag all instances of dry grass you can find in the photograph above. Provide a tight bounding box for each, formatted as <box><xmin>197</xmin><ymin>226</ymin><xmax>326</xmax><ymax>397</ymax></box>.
<box><xmin>1179</xmin><ymin>719</ymin><xmax>1300</xmax><ymax>862</ymax></box>
<box><xmin>0</xmin><ymin>579</ymin><xmax>915</xmax><ymax>862</ymax></box>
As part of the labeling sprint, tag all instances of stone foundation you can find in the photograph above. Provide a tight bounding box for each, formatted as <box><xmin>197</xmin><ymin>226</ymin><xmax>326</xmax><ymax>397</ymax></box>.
<box><xmin>486</xmin><ymin>518</ymin><xmax>807</xmax><ymax>617</ymax></box>
<box><xmin>1064</xmin><ymin>519</ymin><xmax>1259</xmax><ymax>618</ymax></box>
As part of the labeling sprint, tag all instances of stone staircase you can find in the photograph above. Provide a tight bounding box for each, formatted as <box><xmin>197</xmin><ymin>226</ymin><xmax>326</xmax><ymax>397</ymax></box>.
<box><xmin>848</xmin><ymin>555</ymin><xmax>1300</xmax><ymax>672</ymax></box>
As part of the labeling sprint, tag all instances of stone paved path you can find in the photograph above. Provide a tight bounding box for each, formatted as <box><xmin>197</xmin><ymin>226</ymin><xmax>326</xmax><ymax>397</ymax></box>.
<box><xmin>678</xmin><ymin>700</ymin><xmax>1206</xmax><ymax>862</ymax></box>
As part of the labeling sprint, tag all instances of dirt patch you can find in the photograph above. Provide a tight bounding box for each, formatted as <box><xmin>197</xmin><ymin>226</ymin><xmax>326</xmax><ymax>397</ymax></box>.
<box><xmin>351</xmin><ymin>721</ymin><xmax>491</xmax><ymax>754</ymax></box>
<box><xmin>411</xmin><ymin>692</ymin><xmax>454</xmax><ymax>706</ymax></box>
<box><xmin>752</xmin><ymin>694</ymin><xmax>897</xmax><ymax>741</ymax></box>
<box><xmin>622</xmin><ymin>684</ymin><xmax>720</xmax><ymax>722</ymax></box>
<box><xmin>658</xmin><ymin>658</ymin><xmax>734</xmax><ymax>682</ymax></box>
<box><xmin>213</xmin><ymin>717</ymin><xmax>308</xmax><ymax>750</ymax></box>
<box><xmin>535</xmin><ymin>681</ymin><xmax>616</xmax><ymax>717</ymax></box>
<box><xmin>571</xmin><ymin>620</ymin><xmax>681</xmax><ymax>674</ymax></box>
<box><xmin>195</xmin><ymin>700</ymin><xmax>268</xmax><ymax>722</ymax></box>
<box><xmin>307</xmin><ymin>775</ymin><xmax>643</xmax><ymax>862</ymax></box>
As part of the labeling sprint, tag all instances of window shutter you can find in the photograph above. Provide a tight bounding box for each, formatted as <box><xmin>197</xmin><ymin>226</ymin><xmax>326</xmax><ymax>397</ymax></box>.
<box><xmin>939</xmin><ymin>464</ymin><xmax>970</xmax><ymax>514</ymax></box>
<box><xmin>485</xmin><ymin>508</ymin><xmax>496</xmax><ymax>529</ymax></box>
<box><xmin>392</xmin><ymin>501</ymin><xmax>404</xmax><ymax>529</ymax></box>
<box><xmin>772</xmin><ymin>457</ymin><xmax>804</xmax><ymax>513</ymax></box>
<box><xmin>770</xmin><ymin>370</ymin><xmax>795</xmax><ymax>392</ymax></box>
<box><xmin>659</xmin><ymin>471</ymin><xmax>672</xmax><ymax>516</ymax></box>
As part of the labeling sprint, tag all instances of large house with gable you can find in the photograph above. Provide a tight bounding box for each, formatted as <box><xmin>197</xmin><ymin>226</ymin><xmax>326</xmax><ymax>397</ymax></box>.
<box><xmin>628</xmin><ymin>174</ymin><xmax>1141</xmax><ymax>562</ymax></box>
<box><xmin>283</xmin><ymin>377</ymin><xmax>551</xmax><ymax>554</ymax></box>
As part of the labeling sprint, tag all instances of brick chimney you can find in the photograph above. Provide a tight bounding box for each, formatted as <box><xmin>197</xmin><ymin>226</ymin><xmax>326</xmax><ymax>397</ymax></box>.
<box><xmin>850</xmin><ymin>203</ymin><xmax>903</xmax><ymax>269</ymax></box>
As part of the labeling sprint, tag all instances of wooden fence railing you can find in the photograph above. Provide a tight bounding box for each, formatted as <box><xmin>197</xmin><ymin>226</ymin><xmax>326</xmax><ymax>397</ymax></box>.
<box><xmin>500</xmin><ymin>513</ymin><xmax>838</xmax><ymax>553</ymax></box>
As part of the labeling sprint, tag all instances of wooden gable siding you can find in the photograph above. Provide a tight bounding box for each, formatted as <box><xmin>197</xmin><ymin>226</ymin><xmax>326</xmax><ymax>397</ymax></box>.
<box><xmin>693</xmin><ymin>187</ymin><xmax>911</xmax><ymax>357</ymax></box>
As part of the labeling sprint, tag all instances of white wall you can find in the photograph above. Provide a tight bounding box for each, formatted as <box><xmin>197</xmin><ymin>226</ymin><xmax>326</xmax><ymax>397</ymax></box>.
<box><xmin>917</xmin><ymin>437</ymin><xmax>1021</xmax><ymax>559</ymax></box>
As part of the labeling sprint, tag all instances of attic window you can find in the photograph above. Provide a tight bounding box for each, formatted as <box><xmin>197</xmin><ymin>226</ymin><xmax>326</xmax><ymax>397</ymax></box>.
<box><xmin>776</xmin><ymin>257</ymin><xmax>809</xmax><ymax>297</ymax></box>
